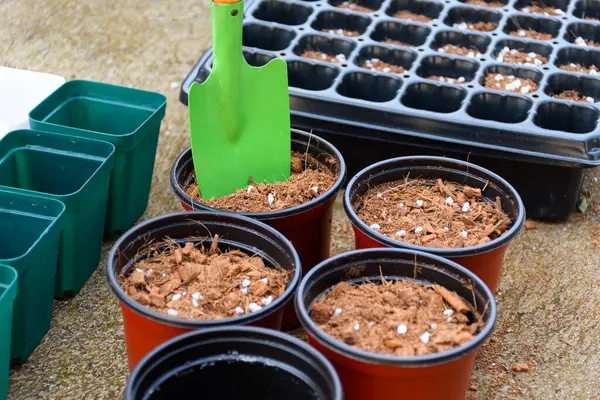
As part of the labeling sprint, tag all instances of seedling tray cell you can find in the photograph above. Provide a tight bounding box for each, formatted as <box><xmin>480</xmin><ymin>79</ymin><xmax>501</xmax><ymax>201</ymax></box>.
<box><xmin>0</xmin><ymin>129</ymin><xmax>115</xmax><ymax>298</ymax></box>
<box><xmin>180</xmin><ymin>0</ymin><xmax>600</xmax><ymax>219</ymax></box>
<box><xmin>29</xmin><ymin>80</ymin><xmax>167</xmax><ymax>234</ymax></box>
<box><xmin>0</xmin><ymin>190</ymin><xmax>64</xmax><ymax>363</ymax></box>
<box><xmin>0</xmin><ymin>264</ymin><xmax>17</xmax><ymax>398</ymax></box>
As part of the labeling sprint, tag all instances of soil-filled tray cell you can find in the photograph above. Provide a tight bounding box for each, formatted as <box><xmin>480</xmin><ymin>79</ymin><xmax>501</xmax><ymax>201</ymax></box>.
<box><xmin>371</xmin><ymin>20</ymin><xmax>431</xmax><ymax>47</ymax></box>
<box><xmin>467</xmin><ymin>92</ymin><xmax>533</xmax><ymax>123</ymax></box>
<box><xmin>431</xmin><ymin>30</ymin><xmax>491</xmax><ymax>59</ymax></box>
<box><xmin>444</xmin><ymin>7</ymin><xmax>501</xmax><ymax>32</ymax></box>
<box><xmin>386</xmin><ymin>0</ymin><xmax>444</xmax><ymax>23</ymax></box>
<box><xmin>243</xmin><ymin>51</ymin><xmax>275</xmax><ymax>67</ymax></box>
<box><xmin>573</xmin><ymin>0</ymin><xmax>600</xmax><ymax>21</ymax></box>
<box><xmin>336</xmin><ymin>72</ymin><xmax>403</xmax><ymax>101</ymax></box>
<box><xmin>293</xmin><ymin>35</ymin><xmax>356</xmax><ymax>63</ymax></box>
<box><xmin>503</xmin><ymin>15</ymin><xmax>561</xmax><ymax>40</ymax></box>
<box><xmin>481</xmin><ymin>64</ymin><xmax>543</xmax><ymax>93</ymax></box>
<box><xmin>242</xmin><ymin>24</ymin><xmax>296</xmax><ymax>51</ymax></box>
<box><xmin>288</xmin><ymin>61</ymin><xmax>341</xmax><ymax>90</ymax></box>
<box><xmin>514</xmin><ymin>0</ymin><xmax>568</xmax><ymax>17</ymax></box>
<box><xmin>544</xmin><ymin>73</ymin><xmax>600</xmax><ymax>103</ymax></box>
<box><xmin>555</xmin><ymin>47</ymin><xmax>600</xmax><ymax>75</ymax></box>
<box><xmin>534</xmin><ymin>101</ymin><xmax>599</xmax><ymax>132</ymax></box>
<box><xmin>329</xmin><ymin>0</ymin><xmax>385</xmax><ymax>13</ymax></box>
<box><xmin>459</xmin><ymin>0</ymin><xmax>508</xmax><ymax>7</ymax></box>
<box><xmin>312</xmin><ymin>10</ymin><xmax>372</xmax><ymax>37</ymax></box>
<box><xmin>253</xmin><ymin>0</ymin><xmax>314</xmax><ymax>25</ymax></box>
<box><xmin>493</xmin><ymin>39</ymin><xmax>553</xmax><ymax>65</ymax></box>
<box><xmin>355</xmin><ymin>45</ymin><xmax>417</xmax><ymax>73</ymax></box>
<box><xmin>416</xmin><ymin>55</ymin><xmax>480</xmax><ymax>84</ymax></box>
<box><xmin>564</xmin><ymin>22</ymin><xmax>600</xmax><ymax>48</ymax></box>
<box><xmin>401</xmin><ymin>82</ymin><xmax>467</xmax><ymax>112</ymax></box>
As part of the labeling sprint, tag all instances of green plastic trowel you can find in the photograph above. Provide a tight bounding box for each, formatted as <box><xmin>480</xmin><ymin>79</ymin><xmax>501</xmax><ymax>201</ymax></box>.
<box><xmin>188</xmin><ymin>0</ymin><xmax>291</xmax><ymax>200</ymax></box>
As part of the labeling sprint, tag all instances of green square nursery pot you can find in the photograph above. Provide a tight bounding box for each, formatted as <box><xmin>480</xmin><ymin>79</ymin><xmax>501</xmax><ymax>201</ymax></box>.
<box><xmin>170</xmin><ymin>129</ymin><xmax>346</xmax><ymax>328</ymax></box>
<box><xmin>296</xmin><ymin>248</ymin><xmax>497</xmax><ymax>400</ymax></box>
<box><xmin>106</xmin><ymin>211</ymin><xmax>302</xmax><ymax>371</ymax></box>
<box><xmin>29</xmin><ymin>79</ymin><xmax>167</xmax><ymax>234</ymax></box>
<box><xmin>0</xmin><ymin>129</ymin><xmax>115</xmax><ymax>298</ymax></box>
<box><xmin>343</xmin><ymin>156</ymin><xmax>525</xmax><ymax>294</ymax></box>
<box><xmin>0</xmin><ymin>264</ymin><xmax>17</xmax><ymax>399</ymax></box>
<box><xmin>0</xmin><ymin>190</ymin><xmax>64</xmax><ymax>363</ymax></box>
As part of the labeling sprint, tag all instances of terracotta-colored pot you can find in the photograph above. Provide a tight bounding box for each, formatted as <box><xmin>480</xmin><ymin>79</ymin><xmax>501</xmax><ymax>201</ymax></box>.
<box><xmin>125</xmin><ymin>326</ymin><xmax>343</xmax><ymax>400</ymax></box>
<box><xmin>170</xmin><ymin>129</ymin><xmax>346</xmax><ymax>327</ymax></box>
<box><xmin>296</xmin><ymin>248</ymin><xmax>497</xmax><ymax>400</ymax></box>
<box><xmin>106</xmin><ymin>211</ymin><xmax>301</xmax><ymax>370</ymax></box>
<box><xmin>344</xmin><ymin>156</ymin><xmax>525</xmax><ymax>293</ymax></box>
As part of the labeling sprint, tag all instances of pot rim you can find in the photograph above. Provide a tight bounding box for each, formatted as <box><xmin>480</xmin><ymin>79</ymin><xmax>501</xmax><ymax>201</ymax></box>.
<box><xmin>295</xmin><ymin>248</ymin><xmax>497</xmax><ymax>367</ymax></box>
<box><xmin>126</xmin><ymin>326</ymin><xmax>343</xmax><ymax>400</ymax></box>
<box><xmin>106</xmin><ymin>211</ymin><xmax>302</xmax><ymax>329</ymax></box>
<box><xmin>344</xmin><ymin>156</ymin><xmax>526</xmax><ymax>257</ymax></box>
<box><xmin>170</xmin><ymin>129</ymin><xmax>347</xmax><ymax>220</ymax></box>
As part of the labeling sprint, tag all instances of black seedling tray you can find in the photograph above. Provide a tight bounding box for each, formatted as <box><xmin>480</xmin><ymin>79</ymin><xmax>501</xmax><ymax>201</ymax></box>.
<box><xmin>180</xmin><ymin>0</ymin><xmax>600</xmax><ymax>219</ymax></box>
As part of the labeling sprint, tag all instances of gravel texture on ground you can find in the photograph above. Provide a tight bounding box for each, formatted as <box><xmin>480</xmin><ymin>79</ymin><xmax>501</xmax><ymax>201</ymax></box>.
<box><xmin>2</xmin><ymin>0</ymin><xmax>600</xmax><ymax>398</ymax></box>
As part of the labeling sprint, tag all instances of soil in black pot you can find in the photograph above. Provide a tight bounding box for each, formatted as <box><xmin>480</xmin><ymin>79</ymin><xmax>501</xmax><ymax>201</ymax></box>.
<box><xmin>520</xmin><ymin>3</ymin><xmax>565</xmax><ymax>16</ymax></box>
<box><xmin>120</xmin><ymin>236</ymin><xmax>289</xmax><ymax>320</ymax></box>
<box><xmin>186</xmin><ymin>152</ymin><xmax>337</xmax><ymax>213</ymax></box>
<box><xmin>362</xmin><ymin>58</ymin><xmax>406</xmax><ymax>73</ymax></box>
<box><xmin>508</xmin><ymin>29</ymin><xmax>553</xmax><ymax>40</ymax></box>
<box><xmin>337</xmin><ymin>1</ymin><xmax>375</xmax><ymax>12</ymax></box>
<box><xmin>382</xmin><ymin>38</ymin><xmax>415</xmax><ymax>47</ymax></box>
<box><xmin>559</xmin><ymin>63</ymin><xmax>600</xmax><ymax>75</ymax></box>
<box><xmin>353</xmin><ymin>178</ymin><xmax>512</xmax><ymax>248</ymax></box>
<box><xmin>551</xmin><ymin>90</ymin><xmax>595</xmax><ymax>103</ymax></box>
<box><xmin>427</xmin><ymin>75</ymin><xmax>468</xmax><ymax>84</ymax></box>
<box><xmin>496</xmin><ymin>47</ymin><xmax>547</xmax><ymax>66</ymax></box>
<box><xmin>464</xmin><ymin>0</ymin><xmax>504</xmax><ymax>7</ymax></box>
<box><xmin>301</xmin><ymin>50</ymin><xmax>348</xmax><ymax>63</ymax></box>
<box><xmin>311</xmin><ymin>278</ymin><xmax>481</xmax><ymax>356</ymax></box>
<box><xmin>437</xmin><ymin>44</ymin><xmax>482</xmax><ymax>59</ymax></box>
<box><xmin>392</xmin><ymin>10</ymin><xmax>433</xmax><ymax>23</ymax></box>
<box><xmin>322</xmin><ymin>28</ymin><xmax>361</xmax><ymax>37</ymax></box>
<box><xmin>484</xmin><ymin>73</ymin><xmax>537</xmax><ymax>93</ymax></box>
<box><xmin>453</xmin><ymin>22</ymin><xmax>497</xmax><ymax>32</ymax></box>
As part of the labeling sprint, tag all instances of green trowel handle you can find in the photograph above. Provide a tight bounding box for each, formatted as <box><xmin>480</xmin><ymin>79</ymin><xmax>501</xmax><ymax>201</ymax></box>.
<box><xmin>211</xmin><ymin>0</ymin><xmax>244</xmax><ymax>142</ymax></box>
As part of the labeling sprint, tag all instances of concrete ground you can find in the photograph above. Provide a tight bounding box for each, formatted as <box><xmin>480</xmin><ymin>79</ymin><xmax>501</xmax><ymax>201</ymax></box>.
<box><xmin>1</xmin><ymin>0</ymin><xmax>599</xmax><ymax>398</ymax></box>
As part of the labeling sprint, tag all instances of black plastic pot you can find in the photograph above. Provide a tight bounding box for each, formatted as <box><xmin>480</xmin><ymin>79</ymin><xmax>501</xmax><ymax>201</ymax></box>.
<box><xmin>125</xmin><ymin>326</ymin><xmax>343</xmax><ymax>400</ymax></box>
<box><xmin>296</xmin><ymin>248</ymin><xmax>496</xmax><ymax>400</ymax></box>
<box><xmin>106</xmin><ymin>211</ymin><xmax>301</xmax><ymax>370</ymax></box>
<box><xmin>171</xmin><ymin>129</ymin><xmax>346</xmax><ymax>327</ymax></box>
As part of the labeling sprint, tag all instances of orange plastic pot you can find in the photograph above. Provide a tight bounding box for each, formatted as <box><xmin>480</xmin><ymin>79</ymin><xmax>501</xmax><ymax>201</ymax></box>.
<box><xmin>106</xmin><ymin>211</ymin><xmax>301</xmax><ymax>370</ymax></box>
<box><xmin>296</xmin><ymin>248</ymin><xmax>497</xmax><ymax>400</ymax></box>
<box><xmin>171</xmin><ymin>129</ymin><xmax>346</xmax><ymax>327</ymax></box>
<box><xmin>344</xmin><ymin>156</ymin><xmax>525</xmax><ymax>293</ymax></box>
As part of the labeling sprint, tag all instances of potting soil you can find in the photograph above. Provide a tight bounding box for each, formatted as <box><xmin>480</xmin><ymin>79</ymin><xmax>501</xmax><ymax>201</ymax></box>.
<box><xmin>120</xmin><ymin>238</ymin><xmax>289</xmax><ymax>320</ymax></box>
<box><xmin>362</xmin><ymin>58</ymin><xmax>405</xmax><ymax>73</ymax></box>
<box><xmin>464</xmin><ymin>0</ymin><xmax>504</xmax><ymax>7</ymax></box>
<box><xmin>559</xmin><ymin>63</ymin><xmax>600</xmax><ymax>74</ymax></box>
<box><xmin>354</xmin><ymin>178</ymin><xmax>512</xmax><ymax>248</ymax></box>
<box><xmin>301</xmin><ymin>50</ymin><xmax>347</xmax><ymax>63</ymax></box>
<box><xmin>187</xmin><ymin>152</ymin><xmax>337</xmax><ymax>212</ymax></box>
<box><xmin>551</xmin><ymin>90</ymin><xmax>595</xmax><ymax>103</ymax></box>
<box><xmin>322</xmin><ymin>28</ymin><xmax>360</xmax><ymax>37</ymax></box>
<box><xmin>336</xmin><ymin>1</ymin><xmax>375</xmax><ymax>12</ymax></box>
<box><xmin>392</xmin><ymin>10</ymin><xmax>432</xmax><ymax>23</ymax></box>
<box><xmin>483</xmin><ymin>73</ymin><xmax>537</xmax><ymax>94</ymax></box>
<box><xmin>453</xmin><ymin>22</ymin><xmax>497</xmax><ymax>32</ymax></box>
<box><xmin>437</xmin><ymin>44</ymin><xmax>482</xmax><ymax>58</ymax></box>
<box><xmin>311</xmin><ymin>279</ymin><xmax>480</xmax><ymax>356</ymax></box>
<box><xmin>508</xmin><ymin>29</ymin><xmax>553</xmax><ymax>40</ymax></box>
<box><xmin>496</xmin><ymin>47</ymin><xmax>548</xmax><ymax>66</ymax></box>
<box><xmin>519</xmin><ymin>3</ymin><xmax>564</xmax><ymax>16</ymax></box>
